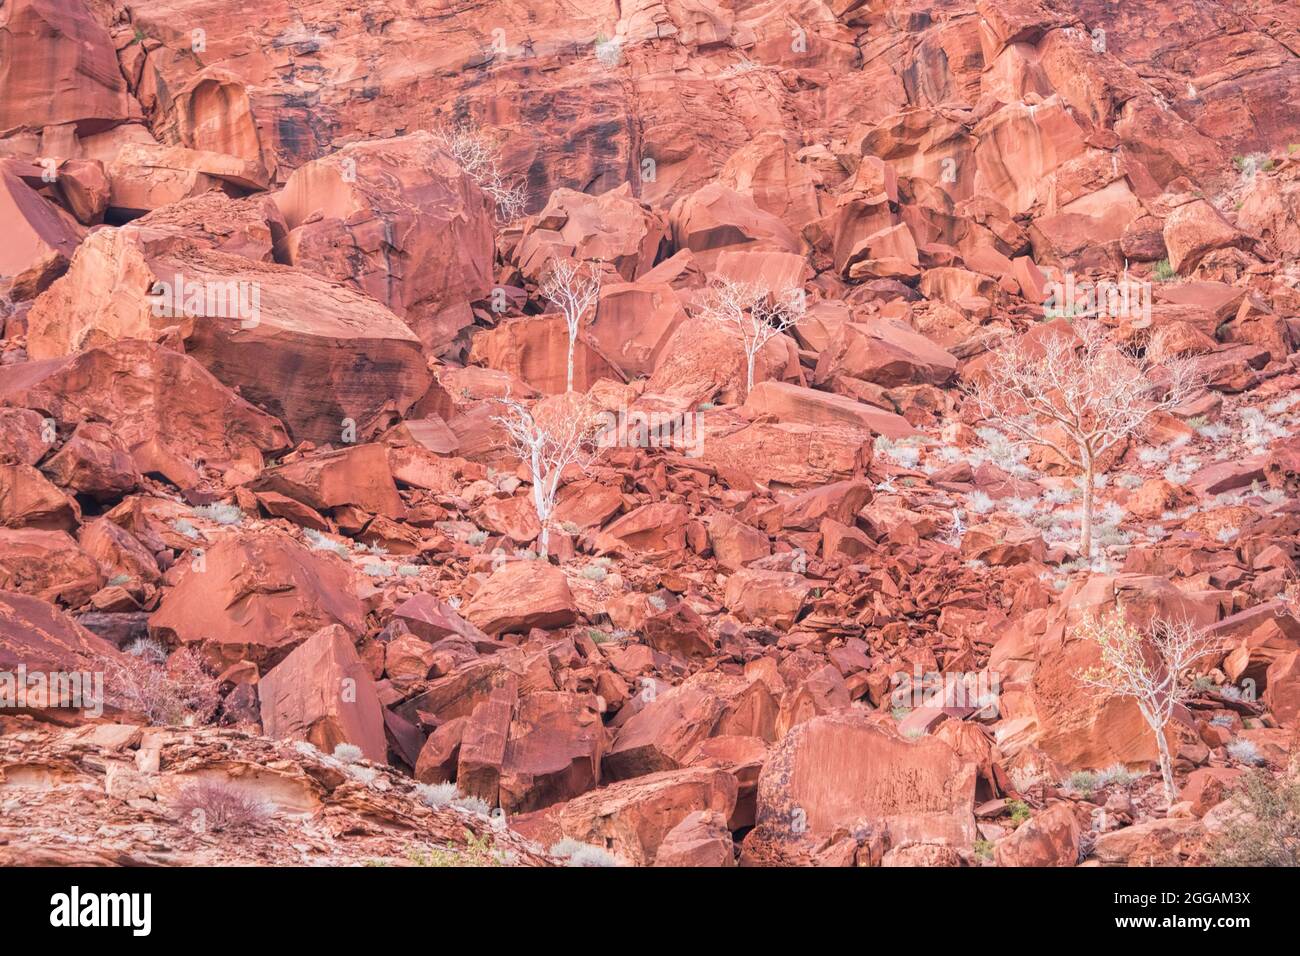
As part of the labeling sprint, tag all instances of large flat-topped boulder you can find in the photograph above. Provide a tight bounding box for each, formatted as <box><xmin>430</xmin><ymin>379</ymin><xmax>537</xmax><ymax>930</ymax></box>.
<box><xmin>149</xmin><ymin>532</ymin><xmax>365</xmax><ymax>669</ymax></box>
<box><xmin>0</xmin><ymin>340</ymin><xmax>289</xmax><ymax>487</ymax></box>
<box><xmin>26</xmin><ymin>235</ymin><xmax>429</xmax><ymax>443</ymax></box>
<box><xmin>275</xmin><ymin>132</ymin><xmax>495</xmax><ymax>352</ymax></box>
<box><xmin>743</xmin><ymin>380</ymin><xmax>917</xmax><ymax>440</ymax></box>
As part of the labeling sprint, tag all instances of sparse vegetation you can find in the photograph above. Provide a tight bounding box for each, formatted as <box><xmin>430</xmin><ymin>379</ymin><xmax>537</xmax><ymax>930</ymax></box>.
<box><xmin>171</xmin><ymin>518</ymin><xmax>201</xmax><ymax>540</ymax></box>
<box><xmin>1064</xmin><ymin>770</ymin><xmax>1098</xmax><ymax>796</ymax></box>
<box><xmin>429</xmin><ymin>123</ymin><xmax>527</xmax><ymax>222</ymax></box>
<box><xmin>333</xmin><ymin>743</ymin><xmax>364</xmax><ymax>764</ymax></box>
<box><xmin>1206</xmin><ymin>763</ymin><xmax>1300</xmax><ymax>866</ymax></box>
<box><xmin>550</xmin><ymin>838</ymin><xmax>620</xmax><ymax>867</ymax></box>
<box><xmin>304</xmin><ymin>528</ymin><xmax>351</xmax><ymax>557</ymax></box>
<box><xmin>967</xmin><ymin>321</ymin><xmax>1201</xmax><ymax>556</ymax></box>
<box><xmin>103</xmin><ymin>645</ymin><xmax>222</xmax><ymax>727</ymax></box>
<box><xmin>1075</xmin><ymin>609</ymin><xmax>1221</xmax><ymax>804</ymax></box>
<box><xmin>1227</xmin><ymin>738</ymin><xmax>1265</xmax><ymax>766</ymax></box>
<box><xmin>1095</xmin><ymin>764</ymin><xmax>1141</xmax><ymax>789</ymax></box>
<box><xmin>171</xmin><ymin>779</ymin><xmax>272</xmax><ymax>834</ymax></box>
<box><xmin>494</xmin><ymin>392</ymin><xmax>606</xmax><ymax>558</ymax></box>
<box><xmin>414</xmin><ymin>782</ymin><xmax>460</xmax><ymax>808</ymax></box>
<box><xmin>191</xmin><ymin>502</ymin><xmax>243</xmax><ymax>525</ymax></box>
<box><xmin>452</xmin><ymin>795</ymin><xmax>493</xmax><ymax>816</ymax></box>
<box><xmin>697</xmin><ymin>276</ymin><xmax>806</xmax><ymax>395</ymax></box>
<box><xmin>408</xmin><ymin>829</ymin><xmax>504</xmax><ymax>867</ymax></box>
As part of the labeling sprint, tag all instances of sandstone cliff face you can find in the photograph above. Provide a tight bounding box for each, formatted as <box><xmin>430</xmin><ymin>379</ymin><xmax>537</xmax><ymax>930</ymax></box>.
<box><xmin>0</xmin><ymin>0</ymin><xmax>1299</xmax><ymax>870</ymax></box>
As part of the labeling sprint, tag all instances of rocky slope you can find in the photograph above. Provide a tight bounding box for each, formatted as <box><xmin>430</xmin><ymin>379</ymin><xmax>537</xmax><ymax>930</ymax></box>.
<box><xmin>1</xmin><ymin>0</ymin><xmax>1299</xmax><ymax>867</ymax></box>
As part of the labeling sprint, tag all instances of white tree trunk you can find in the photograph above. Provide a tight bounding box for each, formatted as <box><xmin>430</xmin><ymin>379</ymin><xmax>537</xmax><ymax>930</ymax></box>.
<box><xmin>566</xmin><ymin>338</ymin><xmax>575</xmax><ymax>393</ymax></box>
<box><xmin>1155</xmin><ymin>725</ymin><xmax>1177</xmax><ymax>806</ymax></box>
<box><xmin>745</xmin><ymin>351</ymin><xmax>756</xmax><ymax>395</ymax></box>
<box><xmin>532</xmin><ymin>461</ymin><xmax>550</xmax><ymax>558</ymax></box>
<box><xmin>1080</xmin><ymin>454</ymin><xmax>1095</xmax><ymax>558</ymax></box>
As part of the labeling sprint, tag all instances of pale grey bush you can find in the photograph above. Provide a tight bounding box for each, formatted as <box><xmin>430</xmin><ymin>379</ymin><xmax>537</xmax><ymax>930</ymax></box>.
<box><xmin>415</xmin><ymin>782</ymin><xmax>459</xmax><ymax>808</ymax></box>
<box><xmin>304</xmin><ymin>528</ymin><xmax>351</xmax><ymax>557</ymax></box>
<box><xmin>191</xmin><ymin>503</ymin><xmax>243</xmax><ymax>525</ymax></box>
<box><xmin>550</xmin><ymin>838</ymin><xmax>620</xmax><ymax>867</ymax></box>
<box><xmin>452</xmin><ymin>795</ymin><xmax>492</xmax><ymax>816</ymax></box>
<box><xmin>1227</xmin><ymin>739</ymin><xmax>1264</xmax><ymax>766</ymax></box>
<box><xmin>333</xmin><ymin>743</ymin><xmax>363</xmax><ymax>764</ymax></box>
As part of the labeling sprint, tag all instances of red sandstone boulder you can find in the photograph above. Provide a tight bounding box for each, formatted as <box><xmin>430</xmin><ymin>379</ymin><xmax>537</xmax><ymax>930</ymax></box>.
<box><xmin>588</xmin><ymin>281</ymin><xmax>688</xmax><ymax>379</ymax></box>
<box><xmin>0</xmin><ymin>0</ymin><xmax>133</xmax><ymax>136</ymax></box>
<box><xmin>149</xmin><ymin>532</ymin><xmax>365</xmax><ymax>668</ymax></box>
<box><xmin>0</xmin><ymin>589</ymin><xmax>123</xmax><ymax>718</ymax></box>
<box><xmin>498</xmin><ymin>691</ymin><xmax>607</xmax><ymax>814</ymax></box>
<box><xmin>1014</xmin><ymin>574</ymin><xmax>1222</xmax><ymax>770</ymax></box>
<box><xmin>641</xmin><ymin>602</ymin><xmax>715</xmax><ymax>660</ymax></box>
<box><xmin>462</xmin><ymin>561</ymin><xmax>578</xmax><ymax>636</ymax></box>
<box><xmin>701</xmin><ymin>420</ymin><xmax>869</xmax><ymax>489</ymax></box>
<box><xmin>39</xmin><ymin>422</ymin><xmax>140</xmax><ymax>501</ymax></box>
<box><xmin>275</xmin><ymin>132</ymin><xmax>495</xmax><ymax>353</ymax></box>
<box><xmin>0</xmin><ymin>464</ymin><xmax>79</xmax><ymax>531</ymax></box>
<box><xmin>515</xmin><ymin>766</ymin><xmax>738</xmax><ymax>867</ymax></box>
<box><xmin>706</xmin><ymin>514</ymin><xmax>771</xmax><ymax>572</ymax></box>
<box><xmin>993</xmin><ymin>802</ymin><xmax>1080</xmax><ymax>867</ymax></box>
<box><xmin>651</xmin><ymin>810</ymin><xmax>735</xmax><ymax>867</ymax></box>
<box><xmin>25</xmin><ymin>235</ymin><xmax>430</xmax><ymax>444</ymax></box>
<box><xmin>598</xmin><ymin>503</ymin><xmax>689</xmax><ymax>555</ymax></box>
<box><xmin>815</xmin><ymin>318</ymin><xmax>958</xmax><ymax>388</ymax></box>
<box><xmin>390</xmin><ymin>593</ymin><xmax>492</xmax><ymax>647</ymax></box>
<box><xmin>723</xmin><ymin>569</ymin><xmax>814</xmax><ymax>629</ymax></box>
<box><xmin>605</xmin><ymin>672</ymin><xmax>778</xmax><ymax>781</ymax></box>
<box><xmin>748</xmin><ymin>715</ymin><xmax>977</xmax><ymax>865</ymax></box>
<box><xmin>668</xmin><ymin>183</ymin><xmax>802</xmax><ymax>272</ymax></box>
<box><xmin>521</xmin><ymin>183</ymin><xmax>667</xmax><ymax>281</ymax></box>
<box><xmin>258</xmin><ymin>624</ymin><xmax>386</xmax><ymax>763</ymax></box>
<box><xmin>0</xmin><ymin>409</ymin><xmax>54</xmax><ymax>467</ymax></box>
<box><xmin>252</xmin><ymin>444</ymin><xmax>404</xmax><ymax>521</ymax></box>
<box><xmin>0</xmin><ymin>164</ymin><xmax>81</xmax><ymax>300</ymax></box>
<box><xmin>743</xmin><ymin>380</ymin><xmax>917</xmax><ymax>440</ymax></box>
<box><xmin>1163</xmin><ymin>198</ymin><xmax>1248</xmax><ymax>275</ymax></box>
<box><xmin>106</xmin><ymin>142</ymin><xmax>269</xmax><ymax>217</ymax></box>
<box><xmin>0</xmin><ymin>529</ymin><xmax>101</xmax><ymax>607</ymax></box>
<box><xmin>468</xmin><ymin>314</ymin><xmax>619</xmax><ymax>396</ymax></box>
<box><xmin>0</xmin><ymin>340</ymin><xmax>289</xmax><ymax>489</ymax></box>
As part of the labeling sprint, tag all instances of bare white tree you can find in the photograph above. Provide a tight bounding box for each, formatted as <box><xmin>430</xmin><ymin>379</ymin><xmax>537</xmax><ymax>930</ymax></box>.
<box><xmin>697</xmin><ymin>277</ymin><xmax>805</xmax><ymax>395</ymax></box>
<box><xmin>430</xmin><ymin>123</ymin><xmax>527</xmax><ymax>223</ymax></box>
<box><xmin>541</xmin><ymin>259</ymin><xmax>602</xmax><ymax>393</ymax></box>
<box><xmin>1075</xmin><ymin>609</ymin><xmax>1221</xmax><ymax>806</ymax></box>
<box><xmin>493</xmin><ymin>391</ymin><xmax>605</xmax><ymax>557</ymax></box>
<box><xmin>966</xmin><ymin>320</ymin><xmax>1201</xmax><ymax>556</ymax></box>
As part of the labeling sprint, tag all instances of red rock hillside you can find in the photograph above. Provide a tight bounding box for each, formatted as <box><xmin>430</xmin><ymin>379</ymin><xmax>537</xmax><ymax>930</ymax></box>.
<box><xmin>1</xmin><ymin>0</ymin><xmax>1299</xmax><ymax>868</ymax></box>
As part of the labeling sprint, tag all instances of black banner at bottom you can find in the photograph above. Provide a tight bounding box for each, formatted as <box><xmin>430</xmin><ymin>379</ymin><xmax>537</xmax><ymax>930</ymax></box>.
<box><xmin>0</xmin><ymin>865</ymin><xmax>1279</xmax><ymax>942</ymax></box>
